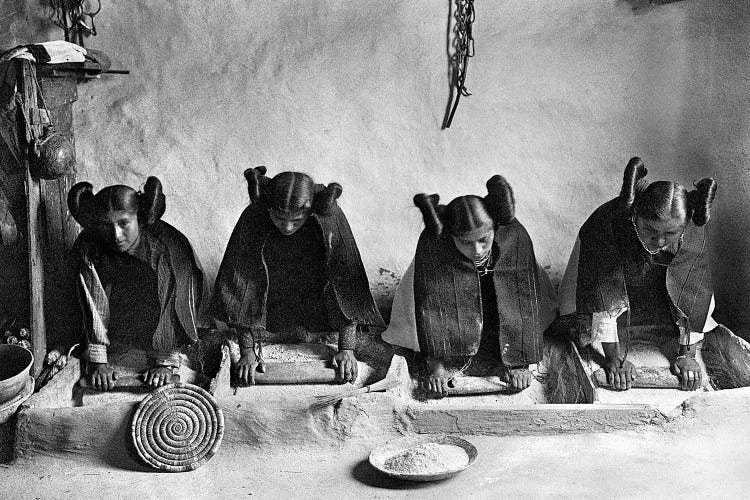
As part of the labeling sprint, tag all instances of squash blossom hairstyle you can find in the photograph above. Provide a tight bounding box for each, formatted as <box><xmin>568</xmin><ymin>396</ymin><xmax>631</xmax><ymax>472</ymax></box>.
<box><xmin>619</xmin><ymin>157</ymin><xmax>717</xmax><ymax>227</ymax></box>
<box><xmin>68</xmin><ymin>176</ymin><xmax>166</xmax><ymax>229</ymax></box>
<box><xmin>414</xmin><ymin>175</ymin><xmax>516</xmax><ymax>238</ymax></box>
<box><xmin>244</xmin><ymin>166</ymin><xmax>343</xmax><ymax>217</ymax></box>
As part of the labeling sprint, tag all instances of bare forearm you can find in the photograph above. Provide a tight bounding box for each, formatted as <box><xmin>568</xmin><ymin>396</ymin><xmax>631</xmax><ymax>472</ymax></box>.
<box><xmin>148</xmin><ymin>349</ymin><xmax>182</xmax><ymax>369</ymax></box>
<box><xmin>601</xmin><ymin>341</ymin><xmax>622</xmax><ymax>361</ymax></box>
<box><xmin>238</xmin><ymin>325</ymin><xmax>265</xmax><ymax>352</ymax></box>
<box><xmin>678</xmin><ymin>342</ymin><xmax>698</xmax><ymax>358</ymax></box>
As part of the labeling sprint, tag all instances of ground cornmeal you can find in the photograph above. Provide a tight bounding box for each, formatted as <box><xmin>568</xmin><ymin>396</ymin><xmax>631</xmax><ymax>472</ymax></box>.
<box><xmin>384</xmin><ymin>443</ymin><xmax>469</xmax><ymax>474</ymax></box>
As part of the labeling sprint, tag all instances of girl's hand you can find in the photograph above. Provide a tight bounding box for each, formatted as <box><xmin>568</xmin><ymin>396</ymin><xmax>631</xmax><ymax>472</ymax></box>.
<box><xmin>145</xmin><ymin>366</ymin><xmax>174</xmax><ymax>388</ymax></box>
<box><xmin>604</xmin><ymin>358</ymin><xmax>636</xmax><ymax>391</ymax></box>
<box><xmin>88</xmin><ymin>362</ymin><xmax>117</xmax><ymax>391</ymax></box>
<box><xmin>508</xmin><ymin>366</ymin><xmax>533</xmax><ymax>392</ymax></box>
<box><xmin>235</xmin><ymin>349</ymin><xmax>266</xmax><ymax>386</ymax></box>
<box><xmin>332</xmin><ymin>349</ymin><xmax>358</xmax><ymax>384</ymax></box>
<box><xmin>421</xmin><ymin>357</ymin><xmax>450</xmax><ymax>399</ymax></box>
<box><xmin>672</xmin><ymin>356</ymin><xmax>702</xmax><ymax>391</ymax></box>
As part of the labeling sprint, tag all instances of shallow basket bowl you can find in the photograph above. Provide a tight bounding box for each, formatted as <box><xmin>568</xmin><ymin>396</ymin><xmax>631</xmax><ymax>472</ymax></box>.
<box><xmin>0</xmin><ymin>344</ymin><xmax>34</xmax><ymax>404</ymax></box>
<box><xmin>369</xmin><ymin>435</ymin><xmax>477</xmax><ymax>482</ymax></box>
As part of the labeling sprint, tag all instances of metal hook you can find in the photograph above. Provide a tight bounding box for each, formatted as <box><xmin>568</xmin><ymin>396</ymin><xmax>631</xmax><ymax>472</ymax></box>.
<box><xmin>76</xmin><ymin>18</ymin><xmax>95</xmax><ymax>35</ymax></box>
<box><xmin>83</xmin><ymin>0</ymin><xmax>102</xmax><ymax>17</ymax></box>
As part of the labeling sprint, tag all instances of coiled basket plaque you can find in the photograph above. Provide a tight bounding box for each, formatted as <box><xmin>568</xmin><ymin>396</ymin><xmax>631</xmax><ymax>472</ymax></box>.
<box><xmin>130</xmin><ymin>383</ymin><xmax>224</xmax><ymax>472</ymax></box>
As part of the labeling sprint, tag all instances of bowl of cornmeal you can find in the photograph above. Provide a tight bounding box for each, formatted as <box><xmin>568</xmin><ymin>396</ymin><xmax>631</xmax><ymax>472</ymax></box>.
<box><xmin>369</xmin><ymin>435</ymin><xmax>477</xmax><ymax>482</ymax></box>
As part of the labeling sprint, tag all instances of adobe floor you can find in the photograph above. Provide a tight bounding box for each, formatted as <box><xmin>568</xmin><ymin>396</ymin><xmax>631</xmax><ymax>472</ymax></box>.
<box><xmin>3</xmin><ymin>387</ymin><xmax>749</xmax><ymax>499</ymax></box>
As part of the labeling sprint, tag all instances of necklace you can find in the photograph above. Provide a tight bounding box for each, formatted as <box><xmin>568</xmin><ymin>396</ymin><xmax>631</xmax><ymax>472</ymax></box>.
<box><xmin>630</xmin><ymin>218</ymin><xmax>684</xmax><ymax>256</ymax></box>
<box><xmin>474</xmin><ymin>250</ymin><xmax>493</xmax><ymax>275</ymax></box>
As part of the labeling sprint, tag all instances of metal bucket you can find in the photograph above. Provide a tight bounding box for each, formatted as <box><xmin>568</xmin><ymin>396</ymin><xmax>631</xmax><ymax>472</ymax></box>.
<box><xmin>0</xmin><ymin>344</ymin><xmax>34</xmax><ymax>404</ymax></box>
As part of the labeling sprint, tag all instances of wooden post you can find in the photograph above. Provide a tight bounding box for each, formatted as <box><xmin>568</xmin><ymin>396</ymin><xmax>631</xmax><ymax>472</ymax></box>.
<box><xmin>18</xmin><ymin>60</ymin><xmax>46</xmax><ymax>376</ymax></box>
<box><xmin>37</xmin><ymin>76</ymin><xmax>79</xmax><ymax>351</ymax></box>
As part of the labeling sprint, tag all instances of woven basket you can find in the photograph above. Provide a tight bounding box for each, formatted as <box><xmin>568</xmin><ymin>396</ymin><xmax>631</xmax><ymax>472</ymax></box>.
<box><xmin>130</xmin><ymin>383</ymin><xmax>224</xmax><ymax>472</ymax></box>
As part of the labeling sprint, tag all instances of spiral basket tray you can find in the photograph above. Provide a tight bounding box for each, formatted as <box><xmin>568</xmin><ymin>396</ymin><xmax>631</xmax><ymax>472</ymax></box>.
<box><xmin>130</xmin><ymin>383</ymin><xmax>224</xmax><ymax>472</ymax></box>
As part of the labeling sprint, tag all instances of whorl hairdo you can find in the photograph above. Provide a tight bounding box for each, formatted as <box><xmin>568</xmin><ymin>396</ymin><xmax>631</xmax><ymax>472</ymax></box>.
<box><xmin>687</xmin><ymin>178</ymin><xmax>717</xmax><ymax>226</ymax></box>
<box><xmin>67</xmin><ymin>176</ymin><xmax>166</xmax><ymax>229</ymax></box>
<box><xmin>414</xmin><ymin>193</ymin><xmax>443</xmax><ymax>236</ymax></box>
<box><xmin>484</xmin><ymin>175</ymin><xmax>515</xmax><ymax>225</ymax></box>
<box><xmin>138</xmin><ymin>176</ymin><xmax>166</xmax><ymax>226</ymax></box>
<box><xmin>619</xmin><ymin>156</ymin><xmax>717</xmax><ymax>227</ymax></box>
<box><xmin>244</xmin><ymin>166</ymin><xmax>269</xmax><ymax>205</ymax></box>
<box><xmin>68</xmin><ymin>181</ymin><xmax>95</xmax><ymax>229</ymax></box>
<box><xmin>245</xmin><ymin>168</ymin><xmax>342</xmax><ymax>216</ymax></box>
<box><xmin>414</xmin><ymin>175</ymin><xmax>515</xmax><ymax>237</ymax></box>
<box><xmin>312</xmin><ymin>182</ymin><xmax>343</xmax><ymax>217</ymax></box>
<box><xmin>619</xmin><ymin>157</ymin><xmax>648</xmax><ymax>210</ymax></box>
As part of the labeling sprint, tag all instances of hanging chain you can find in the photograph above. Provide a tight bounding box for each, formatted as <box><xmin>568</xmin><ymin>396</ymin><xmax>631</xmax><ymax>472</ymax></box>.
<box><xmin>444</xmin><ymin>0</ymin><xmax>475</xmax><ymax>129</ymax></box>
<box><xmin>453</xmin><ymin>0</ymin><xmax>476</xmax><ymax>98</ymax></box>
<box><xmin>45</xmin><ymin>0</ymin><xmax>101</xmax><ymax>45</ymax></box>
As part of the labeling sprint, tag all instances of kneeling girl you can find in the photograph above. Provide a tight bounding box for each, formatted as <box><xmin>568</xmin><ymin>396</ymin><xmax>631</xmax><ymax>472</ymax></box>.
<box><xmin>383</xmin><ymin>176</ymin><xmax>557</xmax><ymax>397</ymax></box>
<box><xmin>69</xmin><ymin>177</ymin><xmax>206</xmax><ymax>390</ymax></box>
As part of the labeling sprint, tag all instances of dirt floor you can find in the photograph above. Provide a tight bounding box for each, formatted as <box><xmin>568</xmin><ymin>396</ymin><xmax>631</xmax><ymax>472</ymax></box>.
<box><xmin>2</xmin><ymin>387</ymin><xmax>749</xmax><ymax>499</ymax></box>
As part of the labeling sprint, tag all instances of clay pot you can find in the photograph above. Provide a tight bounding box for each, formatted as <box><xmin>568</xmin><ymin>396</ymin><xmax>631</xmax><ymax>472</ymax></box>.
<box><xmin>0</xmin><ymin>344</ymin><xmax>34</xmax><ymax>403</ymax></box>
<box><xmin>29</xmin><ymin>132</ymin><xmax>76</xmax><ymax>180</ymax></box>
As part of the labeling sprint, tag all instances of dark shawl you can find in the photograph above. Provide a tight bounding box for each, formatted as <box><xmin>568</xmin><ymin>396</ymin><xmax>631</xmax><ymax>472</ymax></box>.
<box><xmin>413</xmin><ymin>219</ymin><xmax>544</xmax><ymax>365</ymax></box>
<box><xmin>75</xmin><ymin>220</ymin><xmax>205</xmax><ymax>351</ymax></box>
<box><xmin>149</xmin><ymin>221</ymin><xmax>207</xmax><ymax>345</ymax></box>
<box><xmin>209</xmin><ymin>202</ymin><xmax>384</xmax><ymax>331</ymax></box>
<box><xmin>576</xmin><ymin>198</ymin><xmax>712</xmax><ymax>334</ymax></box>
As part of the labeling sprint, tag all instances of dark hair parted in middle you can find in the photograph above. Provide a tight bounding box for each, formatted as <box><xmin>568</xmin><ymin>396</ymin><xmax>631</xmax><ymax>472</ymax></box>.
<box><xmin>414</xmin><ymin>175</ymin><xmax>516</xmax><ymax>237</ymax></box>
<box><xmin>618</xmin><ymin>157</ymin><xmax>717</xmax><ymax>227</ymax></box>
<box><xmin>243</xmin><ymin>166</ymin><xmax>342</xmax><ymax>217</ymax></box>
<box><xmin>67</xmin><ymin>176</ymin><xmax>166</xmax><ymax>229</ymax></box>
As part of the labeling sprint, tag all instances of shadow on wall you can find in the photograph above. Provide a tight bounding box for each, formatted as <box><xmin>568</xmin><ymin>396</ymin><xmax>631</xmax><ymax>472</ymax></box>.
<box><xmin>440</xmin><ymin>0</ymin><xmax>455</xmax><ymax>129</ymax></box>
<box><xmin>0</xmin><ymin>1</ymin><xmax>57</xmax><ymax>50</ymax></box>
<box><xmin>371</xmin><ymin>267</ymin><xmax>403</xmax><ymax>324</ymax></box>
<box><xmin>616</xmin><ymin>0</ymin><xmax>688</xmax><ymax>10</ymax></box>
<box><xmin>677</xmin><ymin>2</ymin><xmax>750</xmax><ymax>339</ymax></box>
<box><xmin>615</xmin><ymin>0</ymin><xmax>750</xmax><ymax>340</ymax></box>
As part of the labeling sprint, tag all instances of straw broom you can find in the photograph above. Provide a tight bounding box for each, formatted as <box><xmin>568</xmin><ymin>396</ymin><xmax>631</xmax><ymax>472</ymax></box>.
<box><xmin>310</xmin><ymin>376</ymin><xmax>401</xmax><ymax>410</ymax></box>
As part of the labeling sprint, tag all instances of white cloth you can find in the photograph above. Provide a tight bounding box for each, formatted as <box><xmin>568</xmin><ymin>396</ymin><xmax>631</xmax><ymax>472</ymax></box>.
<box><xmin>0</xmin><ymin>41</ymin><xmax>86</xmax><ymax>64</ymax></box>
<box><xmin>381</xmin><ymin>262</ymin><xmax>420</xmax><ymax>351</ymax></box>
<box><xmin>381</xmin><ymin>259</ymin><xmax>559</xmax><ymax>352</ymax></box>
<box><xmin>558</xmin><ymin>237</ymin><xmax>718</xmax><ymax>346</ymax></box>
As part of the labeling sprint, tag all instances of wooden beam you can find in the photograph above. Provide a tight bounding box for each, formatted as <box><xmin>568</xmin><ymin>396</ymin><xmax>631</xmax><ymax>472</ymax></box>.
<box><xmin>571</xmin><ymin>341</ymin><xmax>598</xmax><ymax>403</ymax></box>
<box><xmin>23</xmin><ymin>163</ymin><xmax>44</xmax><ymax>377</ymax></box>
<box><xmin>37</xmin><ymin>75</ymin><xmax>79</xmax><ymax>350</ymax></box>
<box><xmin>18</xmin><ymin>60</ymin><xmax>46</xmax><ymax>377</ymax></box>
